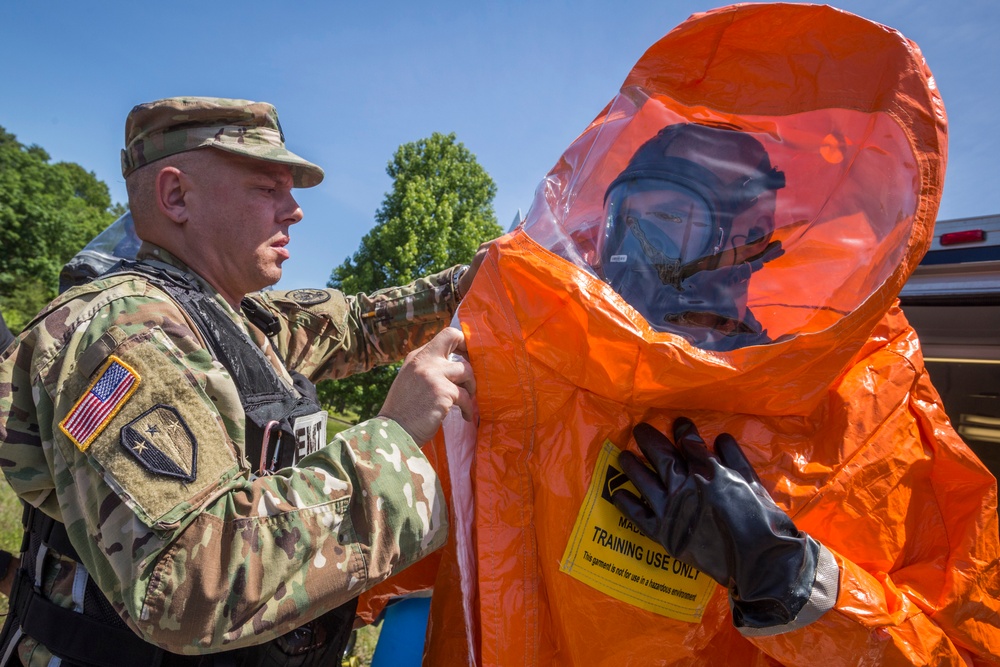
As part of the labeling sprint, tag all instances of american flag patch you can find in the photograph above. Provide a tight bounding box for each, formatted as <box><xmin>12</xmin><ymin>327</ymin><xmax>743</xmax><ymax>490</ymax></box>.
<box><xmin>60</xmin><ymin>356</ymin><xmax>140</xmax><ymax>452</ymax></box>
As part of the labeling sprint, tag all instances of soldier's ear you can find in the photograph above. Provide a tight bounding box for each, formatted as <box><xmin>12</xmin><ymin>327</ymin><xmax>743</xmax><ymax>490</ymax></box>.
<box><xmin>155</xmin><ymin>166</ymin><xmax>190</xmax><ymax>226</ymax></box>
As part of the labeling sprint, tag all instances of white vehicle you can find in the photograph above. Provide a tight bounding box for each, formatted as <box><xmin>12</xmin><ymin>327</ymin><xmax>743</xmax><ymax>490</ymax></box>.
<box><xmin>901</xmin><ymin>214</ymin><xmax>1000</xmax><ymax>482</ymax></box>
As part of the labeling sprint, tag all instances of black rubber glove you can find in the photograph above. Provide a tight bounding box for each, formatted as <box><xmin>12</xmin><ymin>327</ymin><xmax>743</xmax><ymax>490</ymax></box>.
<box><xmin>611</xmin><ymin>418</ymin><xmax>820</xmax><ymax>629</ymax></box>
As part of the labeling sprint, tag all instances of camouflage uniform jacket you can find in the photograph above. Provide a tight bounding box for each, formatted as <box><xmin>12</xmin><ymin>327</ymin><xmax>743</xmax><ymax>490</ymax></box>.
<box><xmin>0</xmin><ymin>243</ymin><xmax>457</xmax><ymax>659</ymax></box>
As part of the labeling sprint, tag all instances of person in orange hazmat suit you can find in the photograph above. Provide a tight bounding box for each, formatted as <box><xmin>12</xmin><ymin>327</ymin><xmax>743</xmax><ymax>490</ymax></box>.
<box><xmin>367</xmin><ymin>4</ymin><xmax>1000</xmax><ymax>666</ymax></box>
<box><xmin>579</xmin><ymin>121</ymin><xmax>835</xmax><ymax>638</ymax></box>
<box><xmin>598</xmin><ymin>122</ymin><xmax>834</xmax><ymax>633</ymax></box>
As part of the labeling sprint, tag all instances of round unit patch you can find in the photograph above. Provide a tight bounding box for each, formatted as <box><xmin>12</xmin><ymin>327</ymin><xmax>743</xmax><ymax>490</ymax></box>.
<box><xmin>288</xmin><ymin>289</ymin><xmax>332</xmax><ymax>305</ymax></box>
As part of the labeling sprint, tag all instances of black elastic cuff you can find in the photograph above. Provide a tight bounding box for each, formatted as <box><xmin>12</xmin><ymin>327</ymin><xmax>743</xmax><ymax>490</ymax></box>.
<box><xmin>731</xmin><ymin>535</ymin><xmax>820</xmax><ymax>629</ymax></box>
<box><xmin>732</xmin><ymin>539</ymin><xmax>839</xmax><ymax>638</ymax></box>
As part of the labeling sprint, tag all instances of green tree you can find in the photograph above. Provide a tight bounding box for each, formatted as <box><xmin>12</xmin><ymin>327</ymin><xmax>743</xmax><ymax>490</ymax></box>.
<box><xmin>319</xmin><ymin>132</ymin><xmax>502</xmax><ymax>420</ymax></box>
<box><xmin>0</xmin><ymin>126</ymin><xmax>119</xmax><ymax>331</ymax></box>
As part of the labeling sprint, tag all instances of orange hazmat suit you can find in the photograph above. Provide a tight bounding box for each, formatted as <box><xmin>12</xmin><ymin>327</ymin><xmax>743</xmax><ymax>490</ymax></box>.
<box><xmin>370</xmin><ymin>3</ymin><xmax>1000</xmax><ymax>665</ymax></box>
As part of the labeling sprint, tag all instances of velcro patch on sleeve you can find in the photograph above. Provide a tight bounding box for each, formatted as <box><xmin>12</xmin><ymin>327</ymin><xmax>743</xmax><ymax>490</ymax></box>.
<box><xmin>60</xmin><ymin>356</ymin><xmax>140</xmax><ymax>452</ymax></box>
<box><xmin>121</xmin><ymin>405</ymin><xmax>198</xmax><ymax>482</ymax></box>
<box><xmin>83</xmin><ymin>326</ymin><xmax>240</xmax><ymax>527</ymax></box>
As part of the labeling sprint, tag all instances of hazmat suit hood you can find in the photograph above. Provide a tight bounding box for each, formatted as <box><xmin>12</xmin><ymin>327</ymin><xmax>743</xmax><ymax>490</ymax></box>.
<box><xmin>357</xmin><ymin>5</ymin><xmax>1000</xmax><ymax>666</ymax></box>
<box><xmin>510</xmin><ymin>38</ymin><xmax>940</xmax><ymax>415</ymax></box>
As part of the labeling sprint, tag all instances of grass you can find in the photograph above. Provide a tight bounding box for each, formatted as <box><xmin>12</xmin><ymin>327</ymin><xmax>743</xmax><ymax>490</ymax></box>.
<box><xmin>0</xmin><ymin>479</ymin><xmax>20</xmax><ymax>617</ymax></box>
<box><xmin>0</xmin><ymin>481</ymin><xmax>21</xmax><ymax>554</ymax></box>
<box><xmin>349</xmin><ymin>622</ymin><xmax>383</xmax><ymax>666</ymax></box>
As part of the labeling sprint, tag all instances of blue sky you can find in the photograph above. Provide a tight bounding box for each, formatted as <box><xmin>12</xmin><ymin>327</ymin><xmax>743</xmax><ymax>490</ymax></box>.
<box><xmin>2</xmin><ymin>1</ymin><xmax>998</xmax><ymax>290</ymax></box>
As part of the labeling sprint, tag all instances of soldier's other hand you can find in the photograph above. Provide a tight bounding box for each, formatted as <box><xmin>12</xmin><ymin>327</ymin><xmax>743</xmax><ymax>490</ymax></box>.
<box><xmin>459</xmin><ymin>241</ymin><xmax>494</xmax><ymax>298</ymax></box>
<box><xmin>378</xmin><ymin>327</ymin><xmax>475</xmax><ymax>445</ymax></box>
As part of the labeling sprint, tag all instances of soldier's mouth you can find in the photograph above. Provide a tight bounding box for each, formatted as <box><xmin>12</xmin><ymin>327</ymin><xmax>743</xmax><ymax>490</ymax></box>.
<box><xmin>272</xmin><ymin>237</ymin><xmax>291</xmax><ymax>260</ymax></box>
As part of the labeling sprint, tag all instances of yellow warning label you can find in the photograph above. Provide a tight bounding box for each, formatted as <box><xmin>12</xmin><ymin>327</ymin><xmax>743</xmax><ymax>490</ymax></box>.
<box><xmin>559</xmin><ymin>440</ymin><xmax>716</xmax><ymax>622</ymax></box>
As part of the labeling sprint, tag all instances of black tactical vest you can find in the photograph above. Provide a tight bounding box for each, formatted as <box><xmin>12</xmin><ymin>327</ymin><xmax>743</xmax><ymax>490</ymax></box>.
<box><xmin>138</xmin><ymin>261</ymin><xmax>332</xmax><ymax>474</ymax></box>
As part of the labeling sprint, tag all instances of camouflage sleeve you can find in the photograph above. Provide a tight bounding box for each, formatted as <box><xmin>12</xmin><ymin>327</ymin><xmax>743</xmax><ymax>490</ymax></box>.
<box><xmin>140</xmin><ymin>418</ymin><xmax>447</xmax><ymax>653</ymax></box>
<box><xmin>0</xmin><ymin>280</ymin><xmax>447</xmax><ymax>654</ymax></box>
<box><xmin>249</xmin><ymin>265</ymin><xmax>464</xmax><ymax>381</ymax></box>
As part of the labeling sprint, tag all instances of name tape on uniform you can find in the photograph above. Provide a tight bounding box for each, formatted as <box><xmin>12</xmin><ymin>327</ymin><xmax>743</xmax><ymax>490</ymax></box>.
<box><xmin>559</xmin><ymin>440</ymin><xmax>716</xmax><ymax>622</ymax></box>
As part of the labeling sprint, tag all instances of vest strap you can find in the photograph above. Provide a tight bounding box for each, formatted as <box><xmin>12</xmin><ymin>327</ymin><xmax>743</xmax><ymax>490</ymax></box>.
<box><xmin>11</xmin><ymin>570</ymin><xmax>163</xmax><ymax>667</ymax></box>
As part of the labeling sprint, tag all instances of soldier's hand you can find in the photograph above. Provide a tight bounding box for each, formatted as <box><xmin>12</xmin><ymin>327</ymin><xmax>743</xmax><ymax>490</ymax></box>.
<box><xmin>378</xmin><ymin>327</ymin><xmax>476</xmax><ymax>445</ymax></box>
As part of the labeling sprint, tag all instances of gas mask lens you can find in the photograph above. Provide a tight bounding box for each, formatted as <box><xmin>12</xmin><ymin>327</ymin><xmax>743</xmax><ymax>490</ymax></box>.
<box><xmin>602</xmin><ymin>180</ymin><xmax>717</xmax><ymax>282</ymax></box>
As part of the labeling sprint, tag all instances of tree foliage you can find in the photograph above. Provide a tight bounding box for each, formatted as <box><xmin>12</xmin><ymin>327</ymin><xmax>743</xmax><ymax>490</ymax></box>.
<box><xmin>319</xmin><ymin>132</ymin><xmax>502</xmax><ymax>420</ymax></box>
<box><xmin>0</xmin><ymin>126</ymin><xmax>119</xmax><ymax>331</ymax></box>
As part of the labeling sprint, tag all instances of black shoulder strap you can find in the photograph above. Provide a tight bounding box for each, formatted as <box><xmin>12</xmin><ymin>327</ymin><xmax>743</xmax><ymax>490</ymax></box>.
<box><xmin>106</xmin><ymin>261</ymin><xmax>295</xmax><ymax>407</ymax></box>
<box><xmin>241</xmin><ymin>296</ymin><xmax>319</xmax><ymax>405</ymax></box>
<box><xmin>241</xmin><ymin>296</ymin><xmax>281</xmax><ymax>337</ymax></box>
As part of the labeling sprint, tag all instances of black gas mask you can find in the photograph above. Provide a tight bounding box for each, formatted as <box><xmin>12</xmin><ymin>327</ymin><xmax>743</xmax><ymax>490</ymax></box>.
<box><xmin>598</xmin><ymin>124</ymin><xmax>785</xmax><ymax>349</ymax></box>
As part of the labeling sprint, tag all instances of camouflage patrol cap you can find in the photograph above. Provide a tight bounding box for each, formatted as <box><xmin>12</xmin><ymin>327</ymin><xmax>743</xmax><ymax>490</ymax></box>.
<box><xmin>121</xmin><ymin>97</ymin><xmax>324</xmax><ymax>188</ymax></box>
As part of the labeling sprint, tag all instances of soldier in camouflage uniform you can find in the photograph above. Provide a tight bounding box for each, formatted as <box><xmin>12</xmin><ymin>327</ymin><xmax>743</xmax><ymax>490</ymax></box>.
<box><xmin>0</xmin><ymin>97</ymin><xmax>481</xmax><ymax>666</ymax></box>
